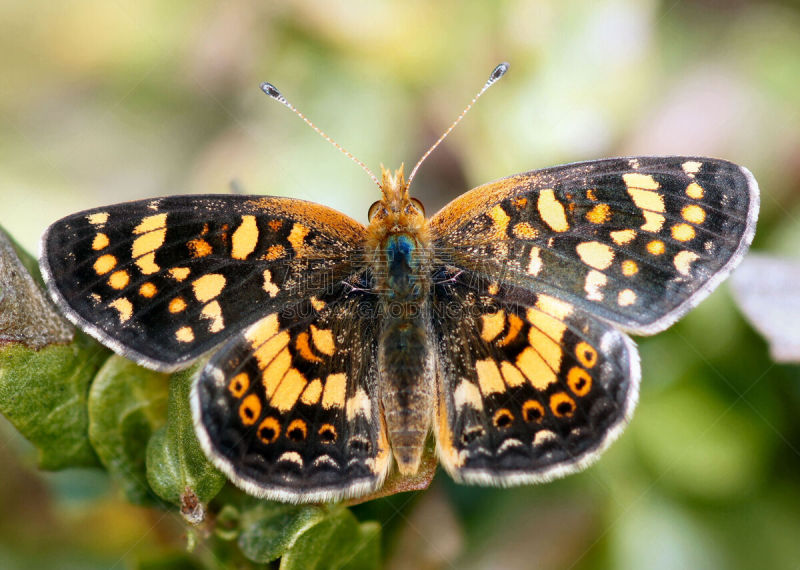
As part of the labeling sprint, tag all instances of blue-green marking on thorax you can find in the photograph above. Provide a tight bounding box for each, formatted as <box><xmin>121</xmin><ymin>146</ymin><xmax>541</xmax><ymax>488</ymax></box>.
<box><xmin>384</xmin><ymin>234</ymin><xmax>422</xmax><ymax>298</ymax></box>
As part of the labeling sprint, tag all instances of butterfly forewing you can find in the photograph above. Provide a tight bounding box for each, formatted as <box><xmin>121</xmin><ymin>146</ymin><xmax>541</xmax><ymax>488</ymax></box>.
<box><xmin>191</xmin><ymin>276</ymin><xmax>391</xmax><ymax>503</ymax></box>
<box><xmin>430</xmin><ymin>157</ymin><xmax>759</xmax><ymax>334</ymax></box>
<box><xmin>40</xmin><ymin>195</ymin><xmax>364</xmax><ymax>371</ymax></box>
<box><xmin>432</xmin><ymin>268</ymin><xmax>638</xmax><ymax>483</ymax></box>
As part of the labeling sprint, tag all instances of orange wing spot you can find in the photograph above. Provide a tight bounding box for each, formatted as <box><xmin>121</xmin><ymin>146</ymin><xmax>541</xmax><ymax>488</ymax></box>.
<box><xmin>92</xmin><ymin>233</ymin><xmax>109</xmax><ymax>250</ymax></box>
<box><xmin>261</xmin><ymin>346</ymin><xmax>292</xmax><ymax>398</ymax></box>
<box><xmin>535</xmin><ymin>294</ymin><xmax>573</xmax><ymax>319</ymax></box>
<box><xmin>228</xmin><ymin>372</ymin><xmax>250</xmax><ymax>398</ymax></box>
<box><xmin>487</xmin><ymin>282</ymin><xmax>500</xmax><ymax>295</ymax></box>
<box><xmin>492</xmin><ymin>408</ymin><xmax>515</xmax><ymax>429</ymax></box>
<box><xmin>175</xmin><ymin>326</ymin><xmax>195</xmax><ymax>343</ymax></box>
<box><xmin>270</xmin><ymin>368</ymin><xmax>307</xmax><ymax>412</ymax></box>
<box><xmin>87</xmin><ymin>212</ymin><xmax>109</xmax><ymax>226</ymax></box>
<box><xmin>682</xmin><ymin>161</ymin><xmax>702</xmax><ymax>176</ymax></box>
<box><xmin>512</xmin><ymin>196</ymin><xmax>528</xmax><ymax>210</ymax></box>
<box><xmin>476</xmin><ymin>359</ymin><xmax>505</xmax><ymax>395</ymax></box>
<box><xmin>682</xmin><ymin>204</ymin><xmax>706</xmax><ymax>224</ymax></box>
<box><xmin>499</xmin><ymin>362</ymin><xmax>526</xmax><ymax>387</ymax></box>
<box><xmin>549</xmin><ymin>392</ymin><xmax>576</xmax><ymax>418</ymax></box>
<box><xmin>322</xmin><ymin>373</ymin><xmax>347</xmax><ymax>409</ymax></box>
<box><xmin>618</xmin><ymin>288</ymin><xmax>637</xmax><ymax>306</ymax></box>
<box><xmin>287</xmin><ymin>223</ymin><xmax>310</xmax><ymax>256</ymax></box>
<box><xmin>480</xmin><ymin>310</ymin><xmax>505</xmax><ymax>343</ymax></box>
<box><xmin>200</xmin><ymin>300</ymin><xmax>225</xmax><ymax>332</ymax></box>
<box><xmin>526</xmin><ymin>307</ymin><xmax>566</xmax><ymax>344</ymax></box>
<box><xmin>257</xmin><ymin>416</ymin><xmax>280</xmax><ymax>444</ymax></box>
<box><xmin>610</xmin><ymin>229</ymin><xmax>636</xmax><ymax>245</ymax></box>
<box><xmin>576</xmin><ymin>241</ymin><xmax>614</xmax><ymax>270</ymax></box>
<box><xmin>287</xmin><ymin>419</ymin><xmax>308</xmax><ymax>442</ymax></box>
<box><xmin>133</xmin><ymin>213</ymin><xmax>167</xmax><ymax>235</ymax></box>
<box><xmin>231</xmin><ymin>215</ymin><xmax>259</xmax><ymax>260</ymax></box>
<box><xmin>168</xmin><ymin>267</ymin><xmax>190</xmax><ymax>281</ymax></box>
<box><xmin>239</xmin><ymin>394</ymin><xmax>262</xmax><ymax>426</ymax></box>
<box><xmin>168</xmin><ymin>297</ymin><xmax>187</xmax><ymax>313</ymax></box>
<box><xmin>132</xmin><ymin>227</ymin><xmax>166</xmax><ymax>260</ymax></box>
<box><xmin>646</xmin><ymin>240</ymin><xmax>665</xmax><ymax>255</ymax></box>
<box><xmin>516</xmin><ymin>347</ymin><xmax>557</xmax><ymax>390</ymax></box>
<box><xmin>318</xmin><ymin>423</ymin><xmax>338</xmax><ymax>444</ymax></box>
<box><xmin>192</xmin><ymin>273</ymin><xmax>226</xmax><ymax>302</ymax></box>
<box><xmin>300</xmin><ymin>378</ymin><xmax>323</xmax><ymax>405</ymax></box>
<box><xmin>512</xmin><ymin>222</ymin><xmax>539</xmax><ymax>239</ymax></box>
<box><xmin>310</xmin><ymin>325</ymin><xmax>335</xmax><ymax>356</ymax></box>
<box><xmin>674</xmin><ymin>250</ymin><xmax>700</xmax><ymax>276</ymax></box>
<box><xmin>641</xmin><ymin>211</ymin><xmax>666</xmax><ymax>232</ymax></box>
<box><xmin>584</xmin><ymin>269</ymin><xmax>608</xmax><ymax>301</ymax></box>
<box><xmin>567</xmin><ymin>367</ymin><xmax>592</xmax><ymax>397</ymax></box>
<box><xmin>488</xmin><ymin>205</ymin><xmax>511</xmax><ymax>239</ymax></box>
<box><xmin>107</xmin><ymin>270</ymin><xmax>130</xmax><ymax>290</ymax></box>
<box><xmin>575</xmin><ymin>341</ymin><xmax>598</xmax><ymax>368</ymax></box>
<box><xmin>263</xmin><ymin>244</ymin><xmax>285</xmax><ymax>261</ymax></box>
<box><xmin>537</xmin><ymin>189</ymin><xmax>569</xmax><ymax>232</ymax></box>
<box><xmin>245</xmin><ymin>313</ymin><xmax>280</xmax><ymax>348</ymax></box>
<box><xmin>135</xmin><ymin>252</ymin><xmax>160</xmax><ymax>275</ymax></box>
<box><xmin>188</xmin><ymin>238</ymin><xmax>212</xmax><ymax>258</ymax></box>
<box><xmin>671</xmin><ymin>223</ymin><xmax>696</xmax><ymax>242</ymax></box>
<box><xmin>295</xmin><ymin>332</ymin><xmax>323</xmax><ymax>363</ymax></box>
<box><xmin>585</xmin><ymin>189</ymin><xmax>598</xmax><ymax>201</ymax></box>
<box><xmin>268</xmin><ymin>219</ymin><xmax>284</xmax><ymax>232</ymax></box>
<box><xmin>621</xmin><ymin>259</ymin><xmax>639</xmax><ymax>276</ymax></box>
<box><xmin>139</xmin><ymin>282</ymin><xmax>157</xmax><ymax>297</ymax></box>
<box><xmin>522</xmin><ymin>400</ymin><xmax>545</xmax><ymax>423</ymax></box>
<box><xmin>109</xmin><ymin>297</ymin><xmax>133</xmax><ymax>323</ymax></box>
<box><xmin>93</xmin><ymin>254</ymin><xmax>117</xmax><ymax>275</ymax></box>
<box><xmin>262</xmin><ymin>270</ymin><xmax>280</xmax><ymax>297</ymax></box>
<box><xmin>686</xmin><ymin>181</ymin><xmax>704</xmax><ymax>199</ymax></box>
<box><xmin>527</xmin><ymin>246</ymin><xmax>542</xmax><ymax>276</ymax></box>
<box><xmin>498</xmin><ymin>313</ymin><xmax>524</xmax><ymax>346</ymax></box>
<box><xmin>309</xmin><ymin>296</ymin><xmax>326</xmax><ymax>312</ymax></box>
<box><xmin>585</xmin><ymin>203</ymin><xmax>611</xmax><ymax>224</ymax></box>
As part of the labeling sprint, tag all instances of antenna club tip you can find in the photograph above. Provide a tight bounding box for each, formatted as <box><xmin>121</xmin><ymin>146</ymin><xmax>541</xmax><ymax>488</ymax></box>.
<box><xmin>490</xmin><ymin>62</ymin><xmax>510</xmax><ymax>82</ymax></box>
<box><xmin>260</xmin><ymin>82</ymin><xmax>282</xmax><ymax>99</ymax></box>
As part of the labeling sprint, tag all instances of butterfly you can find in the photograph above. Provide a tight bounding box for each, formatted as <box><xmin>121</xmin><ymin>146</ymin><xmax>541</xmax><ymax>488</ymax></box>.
<box><xmin>39</xmin><ymin>64</ymin><xmax>759</xmax><ymax>503</ymax></box>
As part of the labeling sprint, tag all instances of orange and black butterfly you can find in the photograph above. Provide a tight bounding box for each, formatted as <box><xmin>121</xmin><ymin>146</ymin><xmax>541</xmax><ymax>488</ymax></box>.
<box><xmin>40</xmin><ymin>64</ymin><xmax>758</xmax><ymax>502</ymax></box>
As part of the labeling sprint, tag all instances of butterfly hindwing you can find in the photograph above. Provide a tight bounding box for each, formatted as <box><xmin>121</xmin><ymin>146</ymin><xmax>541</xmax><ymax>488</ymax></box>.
<box><xmin>192</xmin><ymin>276</ymin><xmax>392</xmax><ymax>503</ymax></box>
<box><xmin>40</xmin><ymin>195</ymin><xmax>365</xmax><ymax>370</ymax></box>
<box><xmin>432</xmin><ymin>268</ymin><xmax>638</xmax><ymax>483</ymax></box>
<box><xmin>430</xmin><ymin>156</ymin><xmax>759</xmax><ymax>334</ymax></box>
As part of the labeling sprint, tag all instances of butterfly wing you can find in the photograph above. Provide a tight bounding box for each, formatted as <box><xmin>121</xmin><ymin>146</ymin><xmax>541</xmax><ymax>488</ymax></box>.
<box><xmin>192</xmin><ymin>276</ymin><xmax>391</xmax><ymax>503</ymax></box>
<box><xmin>430</xmin><ymin>157</ymin><xmax>759</xmax><ymax>334</ymax></box>
<box><xmin>39</xmin><ymin>195</ymin><xmax>365</xmax><ymax>371</ymax></box>
<box><xmin>432</xmin><ymin>268</ymin><xmax>638</xmax><ymax>483</ymax></box>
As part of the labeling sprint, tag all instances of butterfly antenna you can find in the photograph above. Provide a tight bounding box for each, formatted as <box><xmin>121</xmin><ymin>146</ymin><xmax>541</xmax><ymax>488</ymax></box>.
<box><xmin>260</xmin><ymin>82</ymin><xmax>381</xmax><ymax>189</ymax></box>
<box><xmin>407</xmin><ymin>62</ymin><xmax>509</xmax><ymax>187</ymax></box>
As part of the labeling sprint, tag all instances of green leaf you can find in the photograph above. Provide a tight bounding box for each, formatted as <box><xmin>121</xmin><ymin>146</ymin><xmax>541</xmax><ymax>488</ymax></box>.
<box><xmin>280</xmin><ymin>507</ymin><xmax>381</xmax><ymax>570</ymax></box>
<box><xmin>146</xmin><ymin>364</ymin><xmax>226</xmax><ymax>506</ymax></box>
<box><xmin>88</xmin><ymin>355</ymin><xmax>169</xmax><ymax>505</ymax></box>
<box><xmin>0</xmin><ymin>331</ymin><xmax>110</xmax><ymax>469</ymax></box>
<box><xmin>238</xmin><ymin>502</ymin><xmax>326</xmax><ymax>563</ymax></box>
<box><xmin>0</xmin><ymin>226</ymin><xmax>109</xmax><ymax>469</ymax></box>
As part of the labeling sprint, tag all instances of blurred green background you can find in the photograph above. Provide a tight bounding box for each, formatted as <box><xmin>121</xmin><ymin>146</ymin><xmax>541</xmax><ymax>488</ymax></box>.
<box><xmin>2</xmin><ymin>0</ymin><xmax>800</xmax><ymax>568</ymax></box>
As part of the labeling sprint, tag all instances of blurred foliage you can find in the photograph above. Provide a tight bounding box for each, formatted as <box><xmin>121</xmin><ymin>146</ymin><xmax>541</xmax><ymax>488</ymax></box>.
<box><xmin>1</xmin><ymin>0</ymin><xmax>800</xmax><ymax>568</ymax></box>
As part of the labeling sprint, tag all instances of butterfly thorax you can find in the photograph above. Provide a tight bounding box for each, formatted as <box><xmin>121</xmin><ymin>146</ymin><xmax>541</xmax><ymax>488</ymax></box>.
<box><xmin>365</xmin><ymin>166</ymin><xmax>435</xmax><ymax>474</ymax></box>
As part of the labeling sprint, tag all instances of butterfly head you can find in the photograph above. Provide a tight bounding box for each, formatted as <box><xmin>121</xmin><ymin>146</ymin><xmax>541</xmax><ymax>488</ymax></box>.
<box><xmin>367</xmin><ymin>164</ymin><xmax>427</xmax><ymax>234</ymax></box>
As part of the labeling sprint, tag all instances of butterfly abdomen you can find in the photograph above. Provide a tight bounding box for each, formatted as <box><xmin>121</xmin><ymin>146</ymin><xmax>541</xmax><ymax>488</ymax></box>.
<box><xmin>378</xmin><ymin>309</ymin><xmax>435</xmax><ymax>474</ymax></box>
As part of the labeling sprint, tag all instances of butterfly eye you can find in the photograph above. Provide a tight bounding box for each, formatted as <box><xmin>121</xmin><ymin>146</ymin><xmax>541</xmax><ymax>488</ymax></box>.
<box><xmin>368</xmin><ymin>201</ymin><xmax>387</xmax><ymax>221</ymax></box>
<box><xmin>406</xmin><ymin>198</ymin><xmax>425</xmax><ymax>216</ymax></box>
